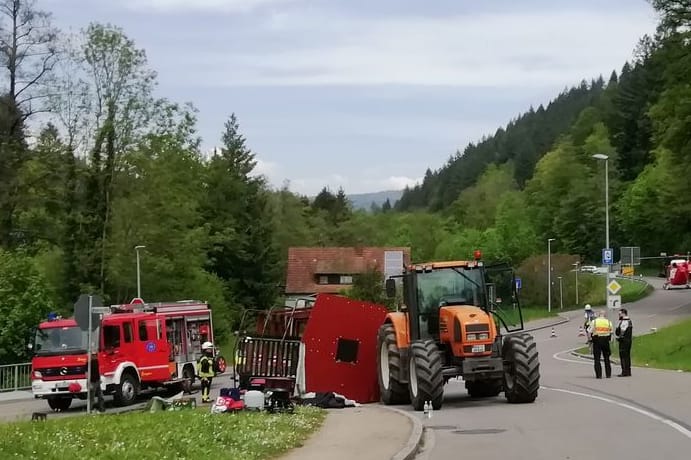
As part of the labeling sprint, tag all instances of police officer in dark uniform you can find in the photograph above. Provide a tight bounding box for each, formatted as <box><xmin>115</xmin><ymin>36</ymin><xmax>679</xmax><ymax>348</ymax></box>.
<box><xmin>616</xmin><ymin>308</ymin><xmax>633</xmax><ymax>377</ymax></box>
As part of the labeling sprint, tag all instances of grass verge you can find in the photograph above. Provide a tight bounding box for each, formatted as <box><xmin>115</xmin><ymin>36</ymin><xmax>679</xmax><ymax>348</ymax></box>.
<box><xmin>0</xmin><ymin>405</ymin><xmax>325</xmax><ymax>460</ymax></box>
<box><xmin>574</xmin><ymin>317</ymin><xmax>691</xmax><ymax>372</ymax></box>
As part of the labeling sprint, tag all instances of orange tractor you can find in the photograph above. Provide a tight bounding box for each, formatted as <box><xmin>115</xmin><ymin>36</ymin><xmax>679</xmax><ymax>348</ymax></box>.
<box><xmin>378</xmin><ymin>252</ymin><xmax>539</xmax><ymax>410</ymax></box>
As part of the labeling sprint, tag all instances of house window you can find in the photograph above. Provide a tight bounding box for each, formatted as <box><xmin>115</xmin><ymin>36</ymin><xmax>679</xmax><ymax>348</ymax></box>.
<box><xmin>340</xmin><ymin>275</ymin><xmax>353</xmax><ymax>284</ymax></box>
<box><xmin>318</xmin><ymin>275</ymin><xmax>329</xmax><ymax>284</ymax></box>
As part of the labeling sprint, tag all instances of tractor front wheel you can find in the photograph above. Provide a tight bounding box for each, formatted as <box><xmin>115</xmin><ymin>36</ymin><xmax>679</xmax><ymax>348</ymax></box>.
<box><xmin>408</xmin><ymin>339</ymin><xmax>444</xmax><ymax>411</ymax></box>
<box><xmin>502</xmin><ymin>333</ymin><xmax>540</xmax><ymax>404</ymax></box>
<box><xmin>377</xmin><ymin>324</ymin><xmax>409</xmax><ymax>405</ymax></box>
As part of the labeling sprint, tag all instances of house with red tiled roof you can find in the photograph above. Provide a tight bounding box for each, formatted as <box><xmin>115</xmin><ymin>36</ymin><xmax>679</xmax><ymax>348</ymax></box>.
<box><xmin>285</xmin><ymin>247</ymin><xmax>412</xmax><ymax>296</ymax></box>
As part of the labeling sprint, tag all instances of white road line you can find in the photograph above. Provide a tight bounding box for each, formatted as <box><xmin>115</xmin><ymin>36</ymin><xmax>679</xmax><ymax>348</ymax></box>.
<box><xmin>541</xmin><ymin>385</ymin><xmax>691</xmax><ymax>440</ymax></box>
<box><xmin>552</xmin><ymin>349</ymin><xmax>593</xmax><ymax>366</ymax></box>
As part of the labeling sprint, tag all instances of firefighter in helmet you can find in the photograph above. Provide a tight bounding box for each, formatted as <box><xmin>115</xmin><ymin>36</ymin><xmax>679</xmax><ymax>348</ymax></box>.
<box><xmin>197</xmin><ymin>341</ymin><xmax>215</xmax><ymax>403</ymax></box>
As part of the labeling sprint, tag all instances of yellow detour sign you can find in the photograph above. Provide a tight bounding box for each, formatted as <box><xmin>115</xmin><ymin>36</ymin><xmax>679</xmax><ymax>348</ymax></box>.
<box><xmin>622</xmin><ymin>266</ymin><xmax>634</xmax><ymax>276</ymax></box>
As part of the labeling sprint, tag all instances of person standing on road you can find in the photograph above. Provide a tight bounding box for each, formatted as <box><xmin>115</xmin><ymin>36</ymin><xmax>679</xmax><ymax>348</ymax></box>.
<box><xmin>89</xmin><ymin>353</ymin><xmax>105</xmax><ymax>413</ymax></box>
<box><xmin>197</xmin><ymin>341</ymin><xmax>215</xmax><ymax>403</ymax></box>
<box><xmin>616</xmin><ymin>308</ymin><xmax>633</xmax><ymax>377</ymax></box>
<box><xmin>588</xmin><ymin>310</ymin><xmax>613</xmax><ymax>379</ymax></box>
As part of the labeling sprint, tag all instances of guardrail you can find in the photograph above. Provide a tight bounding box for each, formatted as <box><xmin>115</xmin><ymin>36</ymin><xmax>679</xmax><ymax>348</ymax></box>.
<box><xmin>0</xmin><ymin>362</ymin><xmax>31</xmax><ymax>392</ymax></box>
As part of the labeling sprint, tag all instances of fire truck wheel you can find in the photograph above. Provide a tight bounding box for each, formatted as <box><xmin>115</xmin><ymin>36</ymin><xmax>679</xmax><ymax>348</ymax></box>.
<box><xmin>377</xmin><ymin>324</ymin><xmax>410</xmax><ymax>405</ymax></box>
<box><xmin>47</xmin><ymin>397</ymin><xmax>72</xmax><ymax>412</ymax></box>
<box><xmin>502</xmin><ymin>333</ymin><xmax>540</xmax><ymax>404</ymax></box>
<box><xmin>408</xmin><ymin>339</ymin><xmax>444</xmax><ymax>411</ymax></box>
<box><xmin>114</xmin><ymin>371</ymin><xmax>140</xmax><ymax>406</ymax></box>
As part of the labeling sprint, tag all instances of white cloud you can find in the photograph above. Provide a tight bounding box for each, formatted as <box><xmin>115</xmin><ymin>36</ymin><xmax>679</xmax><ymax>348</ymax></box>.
<box><xmin>122</xmin><ymin>0</ymin><xmax>295</xmax><ymax>13</ymax></box>
<box><xmin>379</xmin><ymin>176</ymin><xmax>423</xmax><ymax>191</ymax></box>
<box><xmin>179</xmin><ymin>8</ymin><xmax>657</xmax><ymax>88</ymax></box>
<box><xmin>251</xmin><ymin>157</ymin><xmax>279</xmax><ymax>178</ymax></box>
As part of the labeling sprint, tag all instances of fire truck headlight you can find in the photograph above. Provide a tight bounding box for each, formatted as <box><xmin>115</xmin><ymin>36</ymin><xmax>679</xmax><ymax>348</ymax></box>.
<box><xmin>479</xmin><ymin>333</ymin><xmax>489</xmax><ymax>340</ymax></box>
<box><xmin>33</xmin><ymin>371</ymin><xmax>42</xmax><ymax>379</ymax></box>
<box><xmin>466</xmin><ymin>334</ymin><xmax>477</xmax><ymax>341</ymax></box>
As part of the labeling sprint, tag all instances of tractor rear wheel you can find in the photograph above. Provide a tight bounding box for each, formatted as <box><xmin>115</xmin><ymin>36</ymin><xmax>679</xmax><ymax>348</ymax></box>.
<box><xmin>466</xmin><ymin>379</ymin><xmax>503</xmax><ymax>398</ymax></box>
<box><xmin>502</xmin><ymin>333</ymin><xmax>540</xmax><ymax>404</ymax></box>
<box><xmin>408</xmin><ymin>339</ymin><xmax>444</xmax><ymax>411</ymax></box>
<box><xmin>377</xmin><ymin>324</ymin><xmax>409</xmax><ymax>405</ymax></box>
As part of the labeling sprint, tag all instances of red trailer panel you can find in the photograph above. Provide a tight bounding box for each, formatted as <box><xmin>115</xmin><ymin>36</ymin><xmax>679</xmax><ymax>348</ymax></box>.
<box><xmin>301</xmin><ymin>294</ymin><xmax>388</xmax><ymax>403</ymax></box>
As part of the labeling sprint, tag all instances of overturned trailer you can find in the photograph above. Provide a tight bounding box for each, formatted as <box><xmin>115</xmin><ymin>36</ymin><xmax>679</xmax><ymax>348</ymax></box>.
<box><xmin>232</xmin><ymin>294</ymin><xmax>388</xmax><ymax>403</ymax></box>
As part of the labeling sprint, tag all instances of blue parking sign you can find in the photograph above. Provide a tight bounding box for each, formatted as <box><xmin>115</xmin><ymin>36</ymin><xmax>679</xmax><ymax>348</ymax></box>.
<box><xmin>602</xmin><ymin>248</ymin><xmax>613</xmax><ymax>265</ymax></box>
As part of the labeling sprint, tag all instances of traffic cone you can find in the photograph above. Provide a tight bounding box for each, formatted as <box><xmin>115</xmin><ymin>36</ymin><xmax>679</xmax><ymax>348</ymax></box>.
<box><xmin>578</xmin><ymin>326</ymin><xmax>585</xmax><ymax>337</ymax></box>
<box><xmin>550</xmin><ymin>327</ymin><xmax>557</xmax><ymax>338</ymax></box>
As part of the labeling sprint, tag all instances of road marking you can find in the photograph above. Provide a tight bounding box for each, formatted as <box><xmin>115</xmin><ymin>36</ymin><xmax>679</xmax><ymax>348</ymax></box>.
<box><xmin>552</xmin><ymin>349</ymin><xmax>593</xmax><ymax>366</ymax></box>
<box><xmin>541</xmin><ymin>385</ymin><xmax>691</xmax><ymax>440</ymax></box>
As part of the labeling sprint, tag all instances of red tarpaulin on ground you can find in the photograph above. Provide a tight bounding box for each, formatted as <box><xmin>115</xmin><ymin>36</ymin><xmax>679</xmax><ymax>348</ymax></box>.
<box><xmin>301</xmin><ymin>294</ymin><xmax>388</xmax><ymax>403</ymax></box>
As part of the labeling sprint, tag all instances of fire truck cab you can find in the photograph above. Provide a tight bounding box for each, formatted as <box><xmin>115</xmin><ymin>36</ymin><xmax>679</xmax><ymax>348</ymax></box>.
<box><xmin>30</xmin><ymin>300</ymin><xmax>225</xmax><ymax>411</ymax></box>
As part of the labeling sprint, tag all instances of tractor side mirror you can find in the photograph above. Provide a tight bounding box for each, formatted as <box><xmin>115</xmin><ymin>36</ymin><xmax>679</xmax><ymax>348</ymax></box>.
<box><xmin>385</xmin><ymin>278</ymin><xmax>396</xmax><ymax>298</ymax></box>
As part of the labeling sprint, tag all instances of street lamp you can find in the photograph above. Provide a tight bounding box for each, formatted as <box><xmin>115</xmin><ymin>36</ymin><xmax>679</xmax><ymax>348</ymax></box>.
<box><xmin>135</xmin><ymin>245</ymin><xmax>146</xmax><ymax>299</ymax></box>
<box><xmin>548</xmin><ymin>238</ymin><xmax>555</xmax><ymax>313</ymax></box>
<box><xmin>572</xmin><ymin>261</ymin><xmax>580</xmax><ymax>306</ymax></box>
<box><xmin>592</xmin><ymin>153</ymin><xmax>611</xmax><ymax>324</ymax></box>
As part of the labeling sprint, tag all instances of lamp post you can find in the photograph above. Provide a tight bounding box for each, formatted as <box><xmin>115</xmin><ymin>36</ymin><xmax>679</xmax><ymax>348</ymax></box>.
<box><xmin>135</xmin><ymin>245</ymin><xmax>146</xmax><ymax>299</ymax></box>
<box><xmin>548</xmin><ymin>238</ymin><xmax>555</xmax><ymax>313</ymax></box>
<box><xmin>572</xmin><ymin>261</ymin><xmax>580</xmax><ymax>306</ymax></box>
<box><xmin>592</xmin><ymin>153</ymin><xmax>611</xmax><ymax>324</ymax></box>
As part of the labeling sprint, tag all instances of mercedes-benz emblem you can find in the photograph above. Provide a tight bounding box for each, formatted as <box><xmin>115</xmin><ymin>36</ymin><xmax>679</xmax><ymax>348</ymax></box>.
<box><xmin>59</xmin><ymin>367</ymin><xmax>68</xmax><ymax>376</ymax></box>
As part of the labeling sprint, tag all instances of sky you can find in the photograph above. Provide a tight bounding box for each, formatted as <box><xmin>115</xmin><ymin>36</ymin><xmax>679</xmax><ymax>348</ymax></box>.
<box><xmin>42</xmin><ymin>0</ymin><xmax>659</xmax><ymax>195</ymax></box>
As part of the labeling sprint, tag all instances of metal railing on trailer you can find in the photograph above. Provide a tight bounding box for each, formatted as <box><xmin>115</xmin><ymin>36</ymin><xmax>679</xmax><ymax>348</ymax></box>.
<box><xmin>0</xmin><ymin>362</ymin><xmax>31</xmax><ymax>392</ymax></box>
<box><xmin>234</xmin><ymin>336</ymin><xmax>301</xmax><ymax>390</ymax></box>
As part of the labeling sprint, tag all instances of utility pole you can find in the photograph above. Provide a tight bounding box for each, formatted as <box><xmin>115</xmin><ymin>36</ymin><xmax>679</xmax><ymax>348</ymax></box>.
<box><xmin>558</xmin><ymin>276</ymin><xmax>563</xmax><ymax>310</ymax></box>
<box><xmin>135</xmin><ymin>245</ymin><xmax>146</xmax><ymax>299</ymax></box>
<box><xmin>548</xmin><ymin>238</ymin><xmax>555</xmax><ymax>313</ymax></box>
<box><xmin>573</xmin><ymin>262</ymin><xmax>580</xmax><ymax>306</ymax></box>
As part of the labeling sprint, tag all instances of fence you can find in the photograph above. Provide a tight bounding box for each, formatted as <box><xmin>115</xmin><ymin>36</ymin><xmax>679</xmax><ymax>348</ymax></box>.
<box><xmin>0</xmin><ymin>362</ymin><xmax>31</xmax><ymax>392</ymax></box>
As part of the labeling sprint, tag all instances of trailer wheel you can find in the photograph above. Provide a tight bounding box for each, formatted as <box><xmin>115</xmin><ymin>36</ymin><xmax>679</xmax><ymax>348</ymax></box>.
<box><xmin>377</xmin><ymin>324</ymin><xmax>409</xmax><ymax>405</ymax></box>
<box><xmin>502</xmin><ymin>333</ymin><xmax>539</xmax><ymax>404</ymax></box>
<box><xmin>466</xmin><ymin>379</ymin><xmax>503</xmax><ymax>398</ymax></box>
<box><xmin>114</xmin><ymin>371</ymin><xmax>140</xmax><ymax>406</ymax></box>
<box><xmin>214</xmin><ymin>355</ymin><xmax>227</xmax><ymax>375</ymax></box>
<box><xmin>408</xmin><ymin>339</ymin><xmax>444</xmax><ymax>411</ymax></box>
<box><xmin>47</xmin><ymin>396</ymin><xmax>72</xmax><ymax>412</ymax></box>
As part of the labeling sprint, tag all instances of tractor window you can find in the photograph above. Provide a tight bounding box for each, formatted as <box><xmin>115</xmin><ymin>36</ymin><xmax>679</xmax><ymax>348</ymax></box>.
<box><xmin>416</xmin><ymin>268</ymin><xmax>485</xmax><ymax>316</ymax></box>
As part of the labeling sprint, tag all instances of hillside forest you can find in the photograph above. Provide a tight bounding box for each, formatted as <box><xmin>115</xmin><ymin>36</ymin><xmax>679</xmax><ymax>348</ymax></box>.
<box><xmin>0</xmin><ymin>0</ymin><xmax>687</xmax><ymax>363</ymax></box>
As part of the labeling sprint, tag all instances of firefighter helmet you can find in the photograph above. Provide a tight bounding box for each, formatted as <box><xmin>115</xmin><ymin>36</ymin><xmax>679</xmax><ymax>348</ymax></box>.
<box><xmin>202</xmin><ymin>341</ymin><xmax>214</xmax><ymax>350</ymax></box>
<box><xmin>584</xmin><ymin>304</ymin><xmax>592</xmax><ymax>310</ymax></box>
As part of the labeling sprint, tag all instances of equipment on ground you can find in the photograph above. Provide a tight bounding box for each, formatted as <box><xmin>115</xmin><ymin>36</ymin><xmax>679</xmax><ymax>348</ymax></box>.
<box><xmin>377</xmin><ymin>252</ymin><xmax>540</xmax><ymax>411</ymax></box>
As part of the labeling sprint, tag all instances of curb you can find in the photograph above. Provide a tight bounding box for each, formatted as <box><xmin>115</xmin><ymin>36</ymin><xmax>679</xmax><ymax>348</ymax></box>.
<box><xmin>378</xmin><ymin>405</ymin><xmax>424</xmax><ymax>460</ymax></box>
<box><xmin>521</xmin><ymin>314</ymin><xmax>570</xmax><ymax>334</ymax></box>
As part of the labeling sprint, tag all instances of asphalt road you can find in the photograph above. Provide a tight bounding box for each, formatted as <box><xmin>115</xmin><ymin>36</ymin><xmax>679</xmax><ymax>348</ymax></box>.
<box><xmin>412</xmin><ymin>276</ymin><xmax>691</xmax><ymax>460</ymax></box>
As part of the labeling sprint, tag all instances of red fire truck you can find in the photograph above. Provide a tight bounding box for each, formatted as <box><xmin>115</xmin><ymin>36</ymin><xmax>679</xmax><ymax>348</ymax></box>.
<box><xmin>30</xmin><ymin>300</ymin><xmax>226</xmax><ymax>411</ymax></box>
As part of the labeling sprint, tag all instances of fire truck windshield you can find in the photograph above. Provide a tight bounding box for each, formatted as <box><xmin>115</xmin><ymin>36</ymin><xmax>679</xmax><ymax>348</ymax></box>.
<box><xmin>34</xmin><ymin>326</ymin><xmax>88</xmax><ymax>356</ymax></box>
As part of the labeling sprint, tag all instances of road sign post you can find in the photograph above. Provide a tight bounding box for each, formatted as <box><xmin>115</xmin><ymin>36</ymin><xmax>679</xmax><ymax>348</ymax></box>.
<box><xmin>74</xmin><ymin>294</ymin><xmax>104</xmax><ymax>414</ymax></box>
